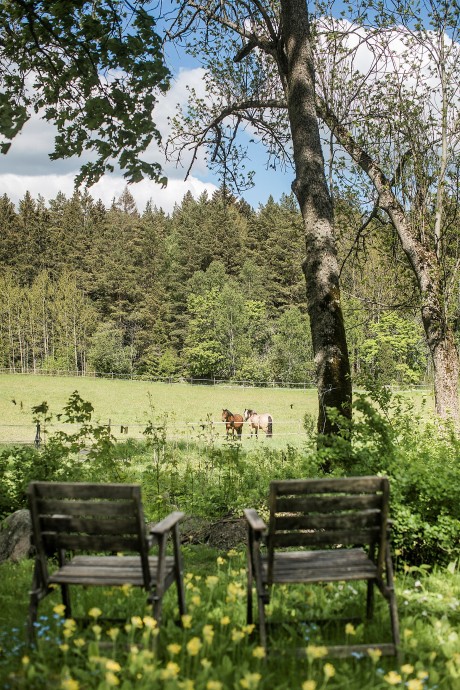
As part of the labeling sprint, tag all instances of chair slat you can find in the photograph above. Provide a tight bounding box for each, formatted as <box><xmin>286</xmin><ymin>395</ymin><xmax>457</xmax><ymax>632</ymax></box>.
<box><xmin>37</xmin><ymin>499</ymin><xmax>136</xmax><ymax>517</ymax></box>
<box><xmin>39</xmin><ymin>515</ymin><xmax>140</xmax><ymax>536</ymax></box>
<box><xmin>274</xmin><ymin>509</ymin><xmax>381</xmax><ymax>532</ymax></box>
<box><xmin>276</xmin><ymin>494</ymin><xmax>383</xmax><ymax>513</ymax></box>
<box><xmin>272</xmin><ymin>476</ymin><xmax>385</xmax><ymax>496</ymax></box>
<box><xmin>41</xmin><ymin>532</ymin><xmax>141</xmax><ymax>552</ymax></box>
<box><xmin>270</xmin><ymin>527</ymin><xmax>380</xmax><ymax>547</ymax></box>
<box><xmin>33</xmin><ymin>482</ymin><xmax>140</xmax><ymax>500</ymax></box>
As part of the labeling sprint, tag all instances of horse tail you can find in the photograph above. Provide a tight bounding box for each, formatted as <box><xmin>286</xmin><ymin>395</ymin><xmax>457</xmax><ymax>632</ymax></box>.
<box><xmin>267</xmin><ymin>416</ymin><xmax>273</xmax><ymax>438</ymax></box>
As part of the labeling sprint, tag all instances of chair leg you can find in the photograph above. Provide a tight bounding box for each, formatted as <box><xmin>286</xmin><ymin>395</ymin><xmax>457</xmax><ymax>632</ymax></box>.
<box><xmin>27</xmin><ymin>590</ymin><xmax>40</xmax><ymax>644</ymax></box>
<box><xmin>61</xmin><ymin>584</ymin><xmax>72</xmax><ymax>619</ymax></box>
<box><xmin>246</xmin><ymin>550</ymin><xmax>254</xmax><ymax>625</ymax></box>
<box><xmin>366</xmin><ymin>579</ymin><xmax>375</xmax><ymax>620</ymax></box>
<box><xmin>257</xmin><ymin>594</ymin><xmax>267</xmax><ymax>650</ymax></box>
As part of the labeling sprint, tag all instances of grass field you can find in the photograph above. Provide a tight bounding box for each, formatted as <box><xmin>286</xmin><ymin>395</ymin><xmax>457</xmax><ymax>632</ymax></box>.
<box><xmin>0</xmin><ymin>373</ymin><xmax>321</xmax><ymax>447</ymax></box>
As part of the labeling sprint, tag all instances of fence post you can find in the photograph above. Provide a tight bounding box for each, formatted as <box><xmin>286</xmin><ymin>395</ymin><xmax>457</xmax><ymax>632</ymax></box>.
<box><xmin>34</xmin><ymin>422</ymin><xmax>41</xmax><ymax>448</ymax></box>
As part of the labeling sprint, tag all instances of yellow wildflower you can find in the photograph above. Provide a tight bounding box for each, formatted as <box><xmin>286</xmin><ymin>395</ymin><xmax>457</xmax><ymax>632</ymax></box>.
<box><xmin>401</xmin><ymin>664</ymin><xmax>414</xmax><ymax>675</ymax></box>
<box><xmin>60</xmin><ymin>644</ymin><xmax>69</xmax><ymax>653</ymax></box>
<box><xmin>120</xmin><ymin>583</ymin><xmax>132</xmax><ymax>595</ymax></box>
<box><xmin>416</xmin><ymin>671</ymin><xmax>429</xmax><ymax>680</ymax></box>
<box><xmin>206</xmin><ymin>575</ymin><xmax>219</xmax><ymax>588</ymax></box>
<box><xmin>185</xmin><ymin>572</ymin><xmax>194</xmax><ymax>581</ymax></box>
<box><xmin>407</xmin><ymin>681</ymin><xmax>423</xmax><ymax>690</ymax></box>
<box><xmin>216</xmin><ymin>556</ymin><xmax>226</xmax><ymax>566</ymax></box>
<box><xmin>105</xmin><ymin>672</ymin><xmax>120</xmax><ymax>686</ymax></box>
<box><xmin>107</xmin><ymin>627</ymin><xmax>120</xmax><ymax>641</ymax></box>
<box><xmin>160</xmin><ymin>662</ymin><xmax>180</xmax><ymax>680</ymax></box>
<box><xmin>61</xmin><ymin>679</ymin><xmax>79</xmax><ymax>690</ymax></box>
<box><xmin>191</xmin><ymin>595</ymin><xmax>201</xmax><ymax>607</ymax></box>
<box><xmin>227</xmin><ymin>549</ymin><xmax>238</xmax><ymax>557</ymax></box>
<box><xmin>167</xmin><ymin>643</ymin><xmax>182</xmax><ymax>655</ymax></box>
<box><xmin>240</xmin><ymin>672</ymin><xmax>262</xmax><ymax>689</ymax></box>
<box><xmin>182</xmin><ymin>614</ymin><xmax>193</xmax><ymax>629</ymax></box>
<box><xmin>73</xmin><ymin>638</ymin><xmax>85</xmax><ymax>648</ymax></box>
<box><xmin>323</xmin><ymin>663</ymin><xmax>335</xmax><ymax>679</ymax></box>
<box><xmin>252</xmin><ymin>646</ymin><xmax>266</xmax><ymax>659</ymax></box>
<box><xmin>201</xmin><ymin>658</ymin><xmax>212</xmax><ymax>669</ymax></box>
<box><xmin>180</xmin><ymin>681</ymin><xmax>195</xmax><ymax>690</ymax></box>
<box><xmin>106</xmin><ymin>660</ymin><xmax>121</xmax><ymax>672</ymax></box>
<box><xmin>367</xmin><ymin>648</ymin><xmax>382</xmax><ymax>663</ymax></box>
<box><xmin>143</xmin><ymin>616</ymin><xmax>157</xmax><ymax>629</ymax></box>
<box><xmin>207</xmin><ymin>682</ymin><xmax>223</xmax><ymax>690</ymax></box>
<box><xmin>88</xmin><ymin>607</ymin><xmax>102</xmax><ymax>619</ymax></box>
<box><xmin>345</xmin><ymin>623</ymin><xmax>356</xmax><ymax>636</ymax></box>
<box><xmin>384</xmin><ymin>671</ymin><xmax>403</xmax><ymax>685</ymax></box>
<box><xmin>306</xmin><ymin>645</ymin><xmax>328</xmax><ymax>661</ymax></box>
<box><xmin>220</xmin><ymin>616</ymin><xmax>231</xmax><ymax>626</ymax></box>
<box><xmin>187</xmin><ymin>637</ymin><xmax>202</xmax><ymax>656</ymax></box>
<box><xmin>92</xmin><ymin>624</ymin><xmax>102</xmax><ymax>639</ymax></box>
<box><xmin>231</xmin><ymin>629</ymin><xmax>245</xmax><ymax>643</ymax></box>
<box><xmin>302</xmin><ymin>682</ymin><xmax>317</xmax><ymax>690</ymax></box>
<box><xmin>53</xmin><ymin>604</ymin><xmax>66</xmax><ymax>617</ymax></box>
<box><xmin>195</xmin><ymin>575</ymin><xmax>202</xmax><ymax>581</ymax></box>
<box><xmin>131</xmin><ymin>616</ymin><xmax>143</xmax><ymax>628</ymax></box>
<box><xmin>403</xmin><ymin>628</ymin><xmax>413</xmax><ymax>639</ymax></box>
<box><xmin>243</xmin><ymin>624</ymin><xmax>255</xmax><ymax>635</ymax></box>
<box><xmin>124</xmin><ymin>623</ymin><xmax>132</xmax><ymax>634</ymax></box>
<box><xmin>22</xmin><ymin>656</ymin><xmax>30</xmax><ymax>666</ymax></box>
<box><xmin>203</xmin><ymin>625</ymin><xmax>214</xmax><ymax>644</ymax></box>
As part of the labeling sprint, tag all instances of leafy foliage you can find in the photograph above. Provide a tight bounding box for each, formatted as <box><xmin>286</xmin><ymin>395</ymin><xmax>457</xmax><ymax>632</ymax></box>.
<box><xmin>0</xmin><ymin>1</ymin><xmax>170</xmax><ymax>184</ymax></box>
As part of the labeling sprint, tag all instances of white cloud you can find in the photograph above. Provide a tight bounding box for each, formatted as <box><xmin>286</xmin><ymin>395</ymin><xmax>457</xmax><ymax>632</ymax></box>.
<box><xmin>0</xmin><ymin>67</ymin><xmax>217</xmax><ymax>211</ymax></box>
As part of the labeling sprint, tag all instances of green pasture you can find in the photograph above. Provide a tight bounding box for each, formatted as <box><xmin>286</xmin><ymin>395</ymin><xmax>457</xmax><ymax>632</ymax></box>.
<box><xmin>0</xmin><ymin>374</ymin><xmax>435</xmax><ymax>447</ymax></box>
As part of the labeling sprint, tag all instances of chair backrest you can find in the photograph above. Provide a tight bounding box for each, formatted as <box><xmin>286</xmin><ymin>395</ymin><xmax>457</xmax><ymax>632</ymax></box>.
<box><xmin>267</xmin><ymin>476</ymin><xmax>389</xmax><ymax>579</ymax></box>
<box><xmin>28</xmin><ymin>482</ymin><xmax>151</xmax><ymax>586</ymax></box>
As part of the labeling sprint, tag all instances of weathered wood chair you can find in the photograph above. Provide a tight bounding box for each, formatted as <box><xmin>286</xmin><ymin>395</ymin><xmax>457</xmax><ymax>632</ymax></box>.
<box><xmin>27</xmin><ymin>481</ymin><xmax>186</xmax><ymax>641</ymax></box>
<box><xmin>244</xmin><ymin>476</ymin><xmax>400</xmax><ymax>657</ymax></box>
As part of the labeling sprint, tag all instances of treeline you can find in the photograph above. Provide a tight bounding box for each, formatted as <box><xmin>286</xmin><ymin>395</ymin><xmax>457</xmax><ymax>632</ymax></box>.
<box><xmin>0</xmin><ymin>186</ymin><xmax>429</xmax><ymax>385</ymax></box>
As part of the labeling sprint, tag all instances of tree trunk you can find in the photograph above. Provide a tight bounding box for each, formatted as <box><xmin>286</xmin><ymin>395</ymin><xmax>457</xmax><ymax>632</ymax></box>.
<box><xmin>319</xmin><ymin>100</ymin><xmax>460</xmax><ymax>422</ymax></box>
<box><xmin>280</xmin><ymin>0</ymin><xmax>352</xmax><ymax>433</ymax></box>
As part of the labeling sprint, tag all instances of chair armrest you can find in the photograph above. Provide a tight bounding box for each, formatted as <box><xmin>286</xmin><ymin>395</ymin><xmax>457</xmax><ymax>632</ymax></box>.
<box><xmin>150</xmin><ymin>511</ymin><xmax>185</xmax><ymax>536</ymax></box>
<box><xmin>244</xmin><ymin>509</ymin><xmax>267</xmax><ymax>534</ymax></box>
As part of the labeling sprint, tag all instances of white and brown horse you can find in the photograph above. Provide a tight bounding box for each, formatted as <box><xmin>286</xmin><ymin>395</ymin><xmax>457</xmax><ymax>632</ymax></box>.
<box><xmin>243</xmin><ymin>409</ymin><xmax>273</xmax><ymax>438</ymax></box>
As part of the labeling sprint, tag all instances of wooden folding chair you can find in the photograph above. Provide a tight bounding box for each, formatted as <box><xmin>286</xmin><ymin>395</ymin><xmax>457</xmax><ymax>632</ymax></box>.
<box><xmin>27</xmin><ymin>481</ymin><xmax>186</xmax><ymax>641</ymax></box>
<box><xmin>244</xmin><ymin>476</ymin><xmax>400</xmax><ymax>657</ymax></box>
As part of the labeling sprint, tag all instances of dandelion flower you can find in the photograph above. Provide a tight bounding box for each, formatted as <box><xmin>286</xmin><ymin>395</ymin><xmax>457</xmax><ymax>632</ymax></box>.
<box><xmin>186</xmin><ymin>637</ymin><xmax>202</xmax><ymax>656</ymax></box>
<box><xmin>191</xmin><ymin>595</ymin><xmax>201</xmax><ymax>607</ymax></box>
<box><xmin>107</xmin><ymin>627</ymin><xmax>120</xmax><ymax>641</ymax></box>
<box><xmin>106</xmin><ymin>660</ymin><xmax>121</xmax><ymax>672</ymax></box>
<box><xmin>416</xmin><ymin>671</ymin><xmax>429</xmax><ymax>680</ymax></box>
<box><xmin>227</xmin><ymin>549</ymin><xmax>238</xmax><ymax>557</ymax></box>
<box><xmin>120</xmin><ymin>583</ymin><xmax>132</xmax><ymax>595</ymax></box>
<box><xmin>240</xmin><ymin>672</ymin><xmax>262</xmax><ymax>689</ymax></box>
<box><xmin>252</xmin><ymin>646</ymin><xmax>266</xmax><ymax>659</ymax></box>
<box><xmin>160</xmin><ymin>662</ymin><xmax>180</xmax><ymax>680</ymax></box>
<box><xmin>231</xmin><ymin>629</ymin><xmax>245</xmax><ymax>643</ymax></box>
<box><xmin>345</xmin><ymin>623</ymin><xmax>356</xmax><ymax>636</ymax></box>
<box><xmin>92</xmin><ymin>624</ymin><xmax>102</xmax><ymax>639</ymax></box>
<box><xmin>401</xmin><ymin>664</ymin><xmax>414</xmax><ymax>675</ymax></box>
<box><xmin>22</xmin><ymin>656</ymin><xmax>30</xmax><ymax>666</ymax></box>
<box><xmin>60</xmin><ymin>644</ymin><xmax>69</xmax><ymax>653</ymax></box>
<box><xmin>243</xmin><ymin>624</ymin><xmax>255</xmax><ymax>635</ymax></box>
<box><xmin>53</xmin><ymin>604</ymin><xmax>66</xmax><ymax>617</ymax></box>
<box><xmin>302</xmin><ymin>682</ymin><xmax>317</xmax><ymax>690</ymax></box>
<box><xmin>180</xmin><ymin>681</ymin><xmax>195</xmax><ymax>690</ymax></box>
<box><xmin>201</xmin><ymin>658</ymin><xmax>212</xmax><ymax>669</ymax></box>
<box><xmin>323</xmin><ymin>663</ymin><xmax>335</xmax><ymax>679</ymax></box>
<box><xmin>167</xmin><ymin>643</ymin><xmax>182</xmax><ymax>655</ymax></box>
<box><xmin>216</xmin><ymin>556</ymin><xmax>226</xmax><ymax>566</ymax></box>
<box><xmin>88</xmin><ymin>607</ymin><xmax>102</xmax><ymax>619</ymax></box>
<box><xmin>220</xmin><ymin>616</ymin><xmax>230</xmax><ymax>626</ymax></box>
<box><xmin>182</xmin><ymin>614</ymin><xmax>193</xmax><ymax>629</ymax></box>
<box><xmin>207</xmin><ymin>681</ymin><xmax>223</xmax><ymax>690</ymax></box>
<box><xmin>206</xmin><ymin>575</ymin><xmax>219</xmax><ymax>589</ymax></box>
<box><xmin>367</xmin><ymin>648</ymin><xmax>382</xmax><ymax>663</ymax></box>
<box><xmin>384</xmin><ymin>671</ymin><xmax>402</xmax><ymax>685</ymax></box>
<box><xmin>306</xmin><ymin>645</ymin><xmax>328</xmax><ymax>661</ymax></box>
<box><xmin>61</xmin><ymin>679</ymin><xmax>79</xmax><ymax>690</ymax></box>
<box><xmin>407</xmin><ymin>680</ymin><xmax>423</xmax><ymax>690</ymax></box>
<box><xmin>143</xmin><ymin>616</ymin><xmax>157</xmax><ymax>629</ymax></box>
<box><xmin>105</xmin><ymin>671</ymin><xmax>120</xmax><ymax>686</ymax></box>
<box><xmin>203</xmin><ymin>625</ymin><xmax>214</xmax><ymax>645</ymax></box>
<box><xmin>73</xmin><ymin>638</ymin><xmax>86</xmax><ymax>648</ymax></box>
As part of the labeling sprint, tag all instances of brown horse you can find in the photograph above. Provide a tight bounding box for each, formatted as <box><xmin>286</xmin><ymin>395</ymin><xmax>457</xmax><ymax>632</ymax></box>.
<box><xmin>243</xmin><ymin>409</ymin><xmax>273</xmax><ymax>438</ymax></box>
<box><xmin>221</xmin><ymin>409</ymin><xmax>244</xmax><ymax>439</ymax></box>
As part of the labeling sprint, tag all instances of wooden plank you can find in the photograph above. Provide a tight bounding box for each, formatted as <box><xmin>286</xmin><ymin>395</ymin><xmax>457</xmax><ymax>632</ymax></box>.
<box><xmin>37</xmin><ymin>499</ymin><xmax>136</xmax><ymax>517</ymax></box>
<box><xmin>150</xmin><ymin>511</ymin><xmax>185</xmax><ymax>535</ymax></box>
<box><xmin>32</xmin><ymin>482</ymin><xmax>140</xmax><ymax>500</ymax></box>
<box><xmin>276</xmin><ymin>494</ymin><xmax>382</xmax><ymax>513</ymax></box>
<box><xmin>42</xmin><ymin>533</ymin><xmax>141</xmax><ymax>552</ymax></box>
<box><xmin>271</xmin><ymin>477</ymin><xmax>385</xmax><ymax>496</ymax></box>
<box><xmin>244</xmin><ymin>509</ymin><xmax>267</xmax><ymax>532</ymax></box>
<box><xmin>270</xmin><ymin>527</ymin><xmax>380</xmax><ymax>547</ymax></box>
<box><xmin>40</xmin><ymin>515</ymin><xmax>140</xmax><ymax>535</ymax></box>
<box><xmin>274</xmin><ymin>509</ymin><xmax>381</xmax><ymax>532</ymax></box>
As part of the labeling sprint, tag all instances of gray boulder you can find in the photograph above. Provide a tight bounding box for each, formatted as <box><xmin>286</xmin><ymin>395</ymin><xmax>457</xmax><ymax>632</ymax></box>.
<box><xmin>0</xmin><ymin>509</ymin><xmax>34</xmax><ymax>563</ymax></box>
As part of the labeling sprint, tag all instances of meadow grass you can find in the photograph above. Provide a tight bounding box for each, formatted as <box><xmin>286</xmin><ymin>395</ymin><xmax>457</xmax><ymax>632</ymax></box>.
<box><xmin>0</xmin><ymin>548</ymin><xmax>459</xmax><ymax>689</ymax></box>
<box><xmin>0</xmin><ymin>374</ymin><xmax>433</xmax><ymax>447</ymax></box>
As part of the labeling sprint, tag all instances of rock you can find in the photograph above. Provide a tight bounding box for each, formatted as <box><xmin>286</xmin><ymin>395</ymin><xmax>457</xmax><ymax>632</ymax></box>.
<box><xmin>0</xmin><ymin>509</ymin><xmax>34</xmax><ymax>564</ymax></box>
<box><xmin>178</xmin><ymin>513</ymin><xmax>247</xmax><ymax>550</ymax></box>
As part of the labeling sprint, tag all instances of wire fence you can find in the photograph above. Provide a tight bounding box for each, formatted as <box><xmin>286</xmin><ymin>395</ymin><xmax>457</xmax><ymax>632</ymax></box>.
<box><xmin>0</xmin><ymin>368</ymin><xmax>317</xmax><ymax>390</ymax></box>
